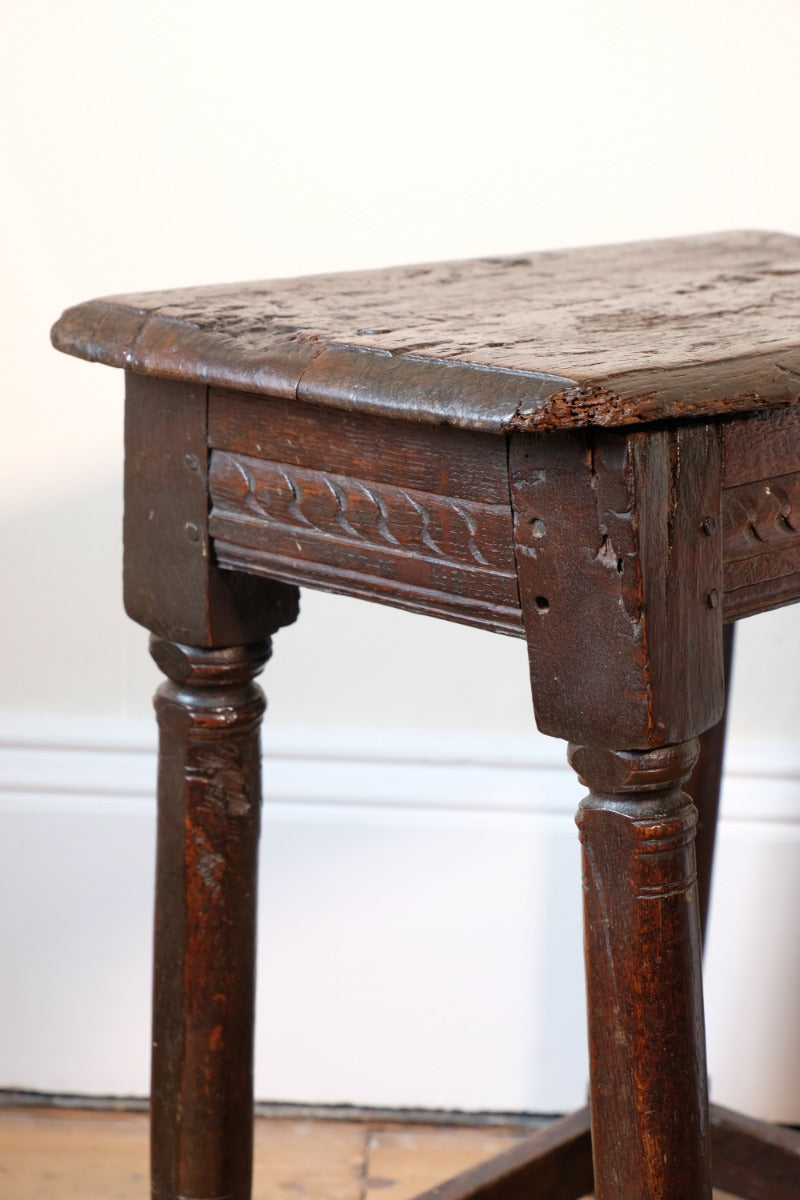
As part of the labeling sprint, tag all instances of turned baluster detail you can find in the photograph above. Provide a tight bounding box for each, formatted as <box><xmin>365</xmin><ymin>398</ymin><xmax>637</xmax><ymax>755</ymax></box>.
<box><xmin>149</xmin><ymin>635</ymin><xmax>271</xmax><ymax>1200</ymax></box>
<box><xmin>570</xmin><ymin>740</ymin><xmax>712</xmax><ymax>1200</ymax></box>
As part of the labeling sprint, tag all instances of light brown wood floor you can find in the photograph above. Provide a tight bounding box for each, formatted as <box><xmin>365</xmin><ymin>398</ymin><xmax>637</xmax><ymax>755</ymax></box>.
<box><xmin>0</xmin><ymin>1107</ymin><xmax>738</xmax><ymax>1200</ymax></box>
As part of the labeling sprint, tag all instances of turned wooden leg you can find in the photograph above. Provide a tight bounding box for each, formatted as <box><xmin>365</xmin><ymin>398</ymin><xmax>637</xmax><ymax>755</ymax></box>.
<box><xmin>570</xmin><ymin>740</ymin><xmax>712</xmax><ymax>1200</ymax></box>
<box><xmin>149</xmin><ymin>635</ymin><xmax>271</xmax><ymax>1200</ymax></box>
<box><xmin>688</xmin><ymin>622</ymin><xmax>735</xmax><ymax>939</ymax></box>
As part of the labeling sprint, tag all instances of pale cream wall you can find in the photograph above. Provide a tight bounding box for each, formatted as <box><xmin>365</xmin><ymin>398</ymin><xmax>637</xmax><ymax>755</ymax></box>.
<box><xmin>3</xmin><ymin>0</ymin><xmax>800</xmax><ymax>743</ymax></box>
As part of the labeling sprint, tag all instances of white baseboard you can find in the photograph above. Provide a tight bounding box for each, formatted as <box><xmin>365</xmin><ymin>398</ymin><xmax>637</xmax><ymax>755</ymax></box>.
<box><xmin>2</xmin><ymin>715</ymin><xmax>800</xmax><ymax>1120</ymax></box>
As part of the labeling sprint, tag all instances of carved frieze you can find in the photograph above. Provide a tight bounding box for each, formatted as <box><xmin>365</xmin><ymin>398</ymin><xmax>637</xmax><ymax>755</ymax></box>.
<box><xmin>207</xmin><ymin>450</ymin><xmax>523</xmax><ymax>633</ymax></box>
<box><xmin>722</xmin><ymin>471</ymin><xmax>800</xmax><ymax>559</ymax></box>
<box><xmin>210</xmin><ymin>451</ymin><xmax>516</xmax><ymax>575</ymax></box>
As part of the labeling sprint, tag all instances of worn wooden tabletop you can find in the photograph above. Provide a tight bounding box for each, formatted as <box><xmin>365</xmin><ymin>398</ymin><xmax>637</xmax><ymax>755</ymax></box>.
<box><xmin>52</xmin><ymin>230</ymin><xmax>800</xmax><ymax>432</ymax></box>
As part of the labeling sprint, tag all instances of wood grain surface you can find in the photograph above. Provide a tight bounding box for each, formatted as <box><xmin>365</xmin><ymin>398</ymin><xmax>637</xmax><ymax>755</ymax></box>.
<box><xmin>0</xmin><ymin>1108</ymin><xmax>746</xmax><ymax>1200</ymax></box>
<box><xmin>52</xmin><ymin>231</ymin><xmax>800</xmax><ymax>432</ymax></box>
<box><xmin>511</xmin><ymin>424</ymin><xmax>724</xmax><ymax>747</ymax></box>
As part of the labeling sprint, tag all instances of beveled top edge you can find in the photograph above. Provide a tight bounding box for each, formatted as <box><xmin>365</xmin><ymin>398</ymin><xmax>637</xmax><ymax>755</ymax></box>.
<box><xmin>51</xmin><ymin>230</ymin><xmax>800</xmax><ymax>432</ymax></box>
<box><xmin>49</xmin><ymin>298</ymin><xmax>577</xmax><ymax>432</ymax></box>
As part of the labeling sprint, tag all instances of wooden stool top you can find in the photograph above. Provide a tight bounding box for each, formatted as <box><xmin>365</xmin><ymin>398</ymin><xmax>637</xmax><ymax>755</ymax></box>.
<box><xmin>52</xmin><ymin>230</ymin><xmax>800</xmax><ymax>433</ymax></box>
<box><xmin>50</xmin><ymin>230</ymin><xmax>800</xmax><ymax>750</ymax></box>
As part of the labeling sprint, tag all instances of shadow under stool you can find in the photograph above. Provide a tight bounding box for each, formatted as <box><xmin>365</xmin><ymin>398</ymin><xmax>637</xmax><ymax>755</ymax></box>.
<box><xmin>52</xmin><ymin>231</ymin><xmax>800</xmax><ymax>1199</ymax></box>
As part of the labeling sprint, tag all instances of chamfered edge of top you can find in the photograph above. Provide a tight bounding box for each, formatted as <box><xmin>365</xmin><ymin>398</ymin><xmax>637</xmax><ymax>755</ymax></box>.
<box><xmin>49</xmin><ymin>295</ymin><xmax>582</xmax><ymax>432</ymax></box>
<box><xmin>50</xmin><ymin>231</ymin><xmax>800</xmax><ymax>433</ymax></box>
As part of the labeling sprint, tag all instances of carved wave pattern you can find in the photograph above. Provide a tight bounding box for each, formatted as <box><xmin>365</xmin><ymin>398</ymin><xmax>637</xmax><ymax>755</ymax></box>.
<box><xmin>209</xmin><ymin>451</ymin><xmax>515</xmax><ymax>574</ymax></box>
<box><xmin>723</xmin><ymin>470</ymin><xmax>800</xmax><ymax>559</ymax></box>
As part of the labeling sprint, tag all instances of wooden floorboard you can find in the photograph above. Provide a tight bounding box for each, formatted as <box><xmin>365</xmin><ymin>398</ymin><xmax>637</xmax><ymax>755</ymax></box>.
<box><xmin>254</xmin><ymin>1117</ymin><xmax>367</xmax><ymax>1200</ymax></box>
<box><xmin>0</xmin><ymin>1108</ymin><xmax>148</xmax><ymax>1199</ymax></box>
<box><xmin>364</xmin><ymin>1126</ymin><xmax>523</xmax><ymax>1200</ymax></box>
<box><xmin>0</xmin><ymin>1107</ymin><xmax>739</xmax><ymax>1199</ymax></box>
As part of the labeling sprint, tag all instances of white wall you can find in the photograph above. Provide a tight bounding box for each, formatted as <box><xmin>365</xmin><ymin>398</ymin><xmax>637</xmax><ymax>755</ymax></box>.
<box><xmin>2</xmin><ymin>0</ymin><xmax>800</xmax><ymax>1117</ymax></box>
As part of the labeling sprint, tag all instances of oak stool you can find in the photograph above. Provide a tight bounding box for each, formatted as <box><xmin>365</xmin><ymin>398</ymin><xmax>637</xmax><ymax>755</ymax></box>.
<box><xmin>52</xmin><ymin>232</ymin><xmax>800</xmax><ymax>1199</ymax></box>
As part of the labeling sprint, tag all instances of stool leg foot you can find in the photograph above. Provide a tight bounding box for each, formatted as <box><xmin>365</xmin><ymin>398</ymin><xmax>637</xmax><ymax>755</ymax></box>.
<box><xmin>570</xmin><ymin>740</ymin><xmax>712</xmax><ymax>1200</ymax></box>
<box><xmin>149</xmin><ymin>636</ymin><xmax>271</xmax><ymax>1200</ymax></box>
